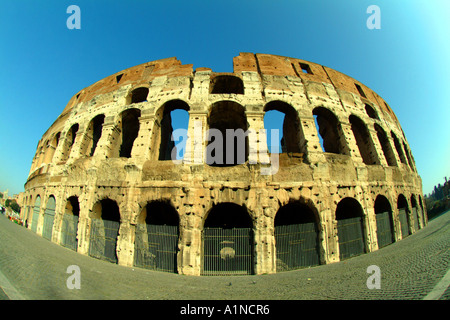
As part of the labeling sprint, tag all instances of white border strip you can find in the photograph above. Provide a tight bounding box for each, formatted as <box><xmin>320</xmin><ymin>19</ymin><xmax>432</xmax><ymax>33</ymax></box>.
<box><xmin>423</xmin><ymin>268</ymin><xmax>450</xmax><ymax>300</ymax></box>
<box><xmin>0</xmin><ymin>269</ymin><xmax>26</xmax><ymax>300</ymax></box>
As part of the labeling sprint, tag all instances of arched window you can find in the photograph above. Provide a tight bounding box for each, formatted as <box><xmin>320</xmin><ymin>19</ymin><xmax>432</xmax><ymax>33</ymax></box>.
<box><xmin>156</xmin><ymin>100</ymin><xmax>190</xmax><ymax>161</ymax></box>
<box><xmin>89</xmin><ymin>198</ymin><xmax>121</xmax><ymax>264</ymax></box>
<box><xmin>202</xmin><ymin>203</ymin><xmax>253</xmax><ymax>275</ymax></box>
<box><xmin>134</xmin><ymin>200</ymin><xmax>179</xmax><ymax>273</ymax></box>
<box><xmin>206</xmin><ymin>101</ymin><xmax>248</xmax><ymax>166</ymax></box>
<box><xmin>61</xmin><ymin>124</ymin><xmax>79</xmax><ymax>162</ymax></box>
<box><xmin>264</xmin><ymin>101</ymin><xmax>302</xmax><ymax>154</ymax></box>
<box><xmin>274</xmin><ymin>202</ymin><xmax>320</xmax><ymax>271</ymax></box>
<box><xmin>42</xmin><ymin>195</ymin><xmax>56</xmax><ymax>241</ymax></box>
<box><xmin>335</xmin><ymin>197</ymin><xmax>366</xmax><ymax>260</ymax></box>
<box><xmin>364</xmin><ymin>104</ymin><xmax>379</xmax><ymax>120</ymax></box>
<box><xmin>81</xmin><ymin>114</ymin><xmax>105</xmax><ymax>157</ymax></box>
<box><xmin>391</xmin><ymin>132</ymin><xmax>408</xmax><ymax>165</ymax></box>
<box><xmin>210</xmin><ymin>75</ymin><xmax>244</xmax><ymax>94</ymax></box>
<box><xmin>312</xmin><ymin>107</ymin><xmax>346</xmax><ymax>154</ymax></box>
<box><xmin>43</xmin><ymin>132</ymin><xmax>61</xmax><ymax>164</ymax></box>
<box><xmin>129</xmin><ymin>87</ymin><xmax>149</xmax><ymax>104</ymax></box>
<box><xmin>119</xmin><ymin>109</ymin><xmax>141</xmax><ymax>158</ymax></box>
<box><xmin>349</xmin><ymin>115</ymin><xmax>379</xmax><ymax>165</ymax></box>
<box><xmin>61</xmin><ymin>196</ymin><xmax>80</xmax><ymax>251</ymax></box>
<box><xmin>374</xmin><ymin>195</ymin><xmax>394</xmax><ymax>248</ymax></box>
<box><xmin>31</xmin><ymin>196</ymin><xmax>41</xmax><ymax>233</ymax></box>
<box><xmin>397</xmin><ymin>194</ymin><xmax>410</xmax><ymax>238</ymax></box>
<box><xmin>374</xmin><ymin>124</ymin><xmax>396</xmax><ymax>166</ymax></box>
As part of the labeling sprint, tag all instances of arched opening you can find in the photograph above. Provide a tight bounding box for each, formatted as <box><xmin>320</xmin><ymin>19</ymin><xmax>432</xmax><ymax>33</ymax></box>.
<box><xmin>403</xmin><ymin>142</ymin><xmax>415</xmax><ymax>171</ymax></box>
<box><xmin>89</xmin><ymin>198</ymin><xmax>121</xmax><ymax>264</ymax></box>
<box><xmin>61</xmin><ymin>196</ymin><xmax>80</xmax><ymax>251</ymax></box>
<box><xmin>336</xmin><ymin>197</ymin><xmax>366</xmax><ymax>260</ymax></box>
<box><xmin>397</xmin><ymin>194</ymin><xmax>410</xmax><ymax>238</ymax></box>
<box><xmin>156</xmin><ymin>100</ymin><xmax>190</xmax><ymax>161</ymax></box>
<box><xmin>81</xmin><ymin>114</ymin><xmax>105</xmax><ymax>157</ymax></box>
<box><xmin>31</xmin><ymin>196</ymin><xmax>41</xmax><ymax>233</ymax></box>
<box><xmin>312</xmin><ymin>107</ymin><xmax>346</xmax><ymax>154</ymax></box>
<box><xmin>349</xmin><ymin>115</ymin><xmax>379</xmax><ymax>165</ymax></box>
<box><xmin>206</xmin><ymin>101</ymin><xmax>248</xmax><ymax>167</ymax></box>
<box><xmin>410</xmin><ymin>195</ymin><xmax>420</xmax><ymax>231</ymax></box>
<box><xmin>264</xmin><ymin>101</ymin><xmax>303</xmax><ymax>154</ymax></box>
<box><xmin>391</xmin><ymin>132</ymin><xmax>408</xmax><ymax>165</ymax></box>
<box><xmin>129</xmin><ymin>87</ymin><xmax>149</xmax><ymax>104</ymax></box>
<box><xmin>374</xmin><ymin>195</ymin><xmax>394</xmax><ymax>248</ymax></box>
<box><xmin>134</xmin><ymin>200</ymin><xmax>179</xmax><ymax>273</ymax></box>
<box><xmin>364</xmin><ymin>104</ymin><xmax>379</xmax><ymax>120</ymax></box>
<box><xmin>42</xmin><ymin>196</ymin><xmax>56</xmax><ymax>241</ymax></box>
<box><xmin>210</xmin><ymin>75</ymin><xmax>244</xmax><ymax>94</ymax></box>
<box><xmin>374</xmin><ymin>124</ymin><xmax>396</xmax><ymax>166</ymax></box>
<box><xmin>61</xmin><ymin>124</ymin><xmax>79</xmax><ymax>162</ymax></box>
<box><xmin>43</xmin><ymin>132</ymin><xmax>61</xmax><ymax>164</ymax></box>
<box><xmin>202</xmin><ymin>203</ymin><xmax>253</xmax><ymax>275</ymax></box>
<box><xmin>274</xmin><ymin>202</ymin><xmax>320</xmax><ymax>271</ymax></box>
<box><xmin>119</xmin><ymin>108</ymin><xmax>141</xmax><ymax>158</ymax></box>
<box><xmin>419</xmin><ymin>195</ymin><xmax>426</xmax><ymax>226</ymax></box>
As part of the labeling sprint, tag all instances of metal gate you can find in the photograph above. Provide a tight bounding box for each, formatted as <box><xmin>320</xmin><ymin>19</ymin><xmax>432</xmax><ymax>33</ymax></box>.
<box><xmin>202</xmin><ymin>228</ymin><xmax>253</xmax><ymax>276</ymax></box>
<box><xmin>31</xmin><ymin>209</ymin><xmax>39</xmax><ymax>233</ymax></box>
<box><xmin>375</xmin><ymin>211</ymin><xmax>394</xmax><ymax>248</ymax></box>
<box><xmin>275</xmin><ymin>222</ymin><xmax>320</xmax><ymax>271</ymax></box>
<box><xmin>337</xmin><ymin>217</ymin><xmax>365</xmax><ymax>260</ymax></box>
<box><xmin>42</xmin><ymin>211</ymin><xmax>55</xmax><ymax>240</ymax></box>
<box><xmin>398</xmin><ymin>208</ymin><xmax>410</xmax><ymax>238</ymax></box>
<box><xmin>60</xmin><ymin>214</ymin><xmax>79</xmax><ymax>251</ymax></box>
<box><xmin>89</xmin><ymin>218</ymin><xmax>120</xmax><ymax>263</ymax></box>
<box><xmin>134</xmin><ymin>224</ymin><xmax>178</xmax><ymax>273</ymax></box>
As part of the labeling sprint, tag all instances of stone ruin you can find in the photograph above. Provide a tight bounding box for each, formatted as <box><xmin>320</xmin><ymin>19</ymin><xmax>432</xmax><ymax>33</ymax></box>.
<box><xmin>21</xmin><ymin>53</ymin><xmax>426</xmax><ymax>275</ymax></box>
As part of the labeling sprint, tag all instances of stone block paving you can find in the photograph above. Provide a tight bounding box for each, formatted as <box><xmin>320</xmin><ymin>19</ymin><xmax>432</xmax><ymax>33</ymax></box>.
<box><xmin>0</xmin><ymin>211</ymin><xmax>449</xmax><ymax>300</ymax></box>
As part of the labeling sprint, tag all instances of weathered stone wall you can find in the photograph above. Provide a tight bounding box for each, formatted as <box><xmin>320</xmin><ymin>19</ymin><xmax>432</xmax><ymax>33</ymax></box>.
<box><xmin>21</xmin><ymin>53</ymin><xmax>426</xmax><ymax>276</ymax></box>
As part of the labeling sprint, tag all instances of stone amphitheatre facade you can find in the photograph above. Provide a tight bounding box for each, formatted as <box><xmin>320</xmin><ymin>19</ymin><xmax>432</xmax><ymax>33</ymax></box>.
<box><xmin>21</xmin><ymin>53</ymin><xmax>426</xmax><ymax>276</ymax></box>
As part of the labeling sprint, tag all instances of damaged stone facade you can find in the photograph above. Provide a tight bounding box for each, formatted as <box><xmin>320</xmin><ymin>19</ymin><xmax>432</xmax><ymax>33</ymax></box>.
<box><xmin>21</xmin><ymin>53</ymin><xmax>426</xmax><ymax>276</ymax></box>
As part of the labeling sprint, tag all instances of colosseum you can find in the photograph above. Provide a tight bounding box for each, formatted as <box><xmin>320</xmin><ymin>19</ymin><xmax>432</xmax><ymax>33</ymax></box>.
<box><xmin>21</xmin><ymin>53</ymin><xmax>426</xmax><ymax>276</ymax></box>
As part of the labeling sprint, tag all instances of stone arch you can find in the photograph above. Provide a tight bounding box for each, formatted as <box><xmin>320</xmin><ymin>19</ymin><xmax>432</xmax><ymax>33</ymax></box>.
<box><xmin>43</xmin><ymin>132</ymin><xmax>61</xmax><ymax>164</ymax></box>
<box><xmin>349</xmin><ymin>115</ymin><xmax>379</xmax><ymax>165</ymax></box>
<box><xmin>391</xmin><ymin>131</ymin><xmax>408</xmax><ymax>165</ymax></box>
<box><xmin>89</xmin><ymin>198</ymin><xmax>121</xmax><ymax>263</ymax></box>
<box><xmin>264</xmin><ymin>100</ymin><xmax>303</xmax><ymax>154</ymax></box>
<box><xmin>374</xmin><ymin>124</ymin><xmax>397</xmax><ymax>166</ymax></box>
<box><xmin>61</xmin><ymin>124</ymin><xmax>79</xmax><ymax>162</ymax></box>
<box><xmin>128</xmin><ymin>86</ymin><xmax>149</xmax><ymax>104</ymax></box>
<box><xmin>134</xmin><ymin>200</ymin><xmax>180</xmax><ymax>273</ymax></box>
<box><xmin>31</xmin><ymin>195</ymin><xmax>41</xmax><ymax>232</ymax></box>
<box><xmin>108</xmin><ymin>108</ymin><xmax>141</xmax><ymax>158</ymax></box>
<box><xmin>335</xmin><ymin>197</ymin><xmax>366</xmax><ymax>260</ymax></box>
<box><xmin>42</xmin><ymin>195</ymin><xmax>56</xmax><ymax>241</ymax></box>
<box><xmin>374</xmin><ymin>195</ymin><xmax>395</xmax><ymax>248</ymax></box>
<box><xmin>210</xmin><ymin>75</ymin><xmax>244</xmax><ymax>94</ymax></box>
<box><xmin>274</xmin><ymin>201</ymin><xmax>321</xmax><ymax>271</ymax></box>
<box><xmin>410</xmin><ymin>194</ymin><xmax>420</xmax><ymax>231</ymax></box>
<box><xmin>397</xmin><ymin>194</ymin><xmax>410</xmax><ymax>238</ymax></box>
<box><xmin>202</xmin><ymin>202</ymin><xmax>254</xmax><ymax>275</ymax></box>
<box><xmin>206</xmin><ymin>101</ymin><xmax>248</xmax><ymax>167</ymax></box>
<box><xmin>364</xmin><ymin>104</ymin><xmax>379</xmax><ymax>120</ymax></box>
<box><xmin>155</xmin><ymin>99</ymin><xmax>190</xmax><ymax>161</ymax></box>
<box><xmin>60</xmin><ymin>196</ymin><xmax>80</xmax><ymax>251</ymax></box>
<box><xmin>312</xmin><ymin>107</ymin><xmax>347</xmax><ymax>155</ymax></box>
<box><xmin>80</xmin><ymin>114</ymin><xmax>105</xmax><ymax>157</ymax></box>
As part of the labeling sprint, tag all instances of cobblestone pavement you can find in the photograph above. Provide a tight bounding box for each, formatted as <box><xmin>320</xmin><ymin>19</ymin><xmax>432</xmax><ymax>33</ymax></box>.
<box><xmin>0</xmin><ymin>211</ymin><xmax>449</xmax><ymax>301</ymax></box>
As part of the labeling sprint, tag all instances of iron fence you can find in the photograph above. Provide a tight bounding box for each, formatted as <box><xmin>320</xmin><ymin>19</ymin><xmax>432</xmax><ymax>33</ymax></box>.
<box><xmin>134</xmin><ymin>224</ymin><xmax>179</xmax><ymax>273</ymax></box>
<box><xmin>337</xmin><ymin>217</ymin><xmax>365</xmax><ymax>260</ymax></box>
<box><xmin>89</xmin><ymin>218</ymin><xmax>120</xmax><ymax>263</ymax></box>
<box><xmin>202</xmin><ymin>228</ymin><xmax>253</xmax><ymax>276</ymax></box>
<box><xmin>274</xmin><ymin>222</ymin><xmax>320</xmax><ymax>272</ymax></box>
<box><xmin>60</xmin><ymin>214</ymin><xmax>79</xmax><ymax>251</ymax></box>
<box><xmin>375</xmin><ymin>211</ymin><xmax>394</xmax><ymax>248</ymax></box>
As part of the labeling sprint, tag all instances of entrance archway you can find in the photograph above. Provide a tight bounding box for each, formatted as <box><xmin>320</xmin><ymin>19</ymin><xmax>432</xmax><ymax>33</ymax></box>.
<box><xmin>374</xmin><ymin>195</ymin><xmax>394</xmax><ymax>248</ymax></box>
<box><xmin>336</xmin><ymin>197</ymin><xmax>366</xmax><ymax>260</ymax></box>
<box><xmin>274</xmin><ymin>202</ymin><xmax>320</xmax><ymax>271</ymax></box>
<box><xmin>202</xmin><ymin>203</ymin><xmax>253</xmax><ymax>275</ymax></box>
<box><xmin>60</xmin><ymin>196</ymin><xmax>80</xmax><ymax>251</ymax></box>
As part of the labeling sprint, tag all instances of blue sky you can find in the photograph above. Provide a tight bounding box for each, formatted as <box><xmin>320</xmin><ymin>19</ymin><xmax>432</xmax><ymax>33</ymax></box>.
<box><xmin>0</xmin><ymin>0</ymin><xmax>449</xmax><ymax>196</ymax></box>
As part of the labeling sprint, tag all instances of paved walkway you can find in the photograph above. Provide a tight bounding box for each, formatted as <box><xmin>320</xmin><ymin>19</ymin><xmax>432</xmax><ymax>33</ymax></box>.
<box><xmin>0</xmin><ymin>210</ymin><xmax>449</xmax><ymax>301</ymax></box>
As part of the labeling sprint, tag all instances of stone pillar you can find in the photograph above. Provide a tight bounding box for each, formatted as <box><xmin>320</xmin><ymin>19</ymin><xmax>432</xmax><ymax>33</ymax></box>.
<box><xmin>184</xmin><ymin>111</ymin><xmax>207</xmax><ymax>165</ymax></box>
